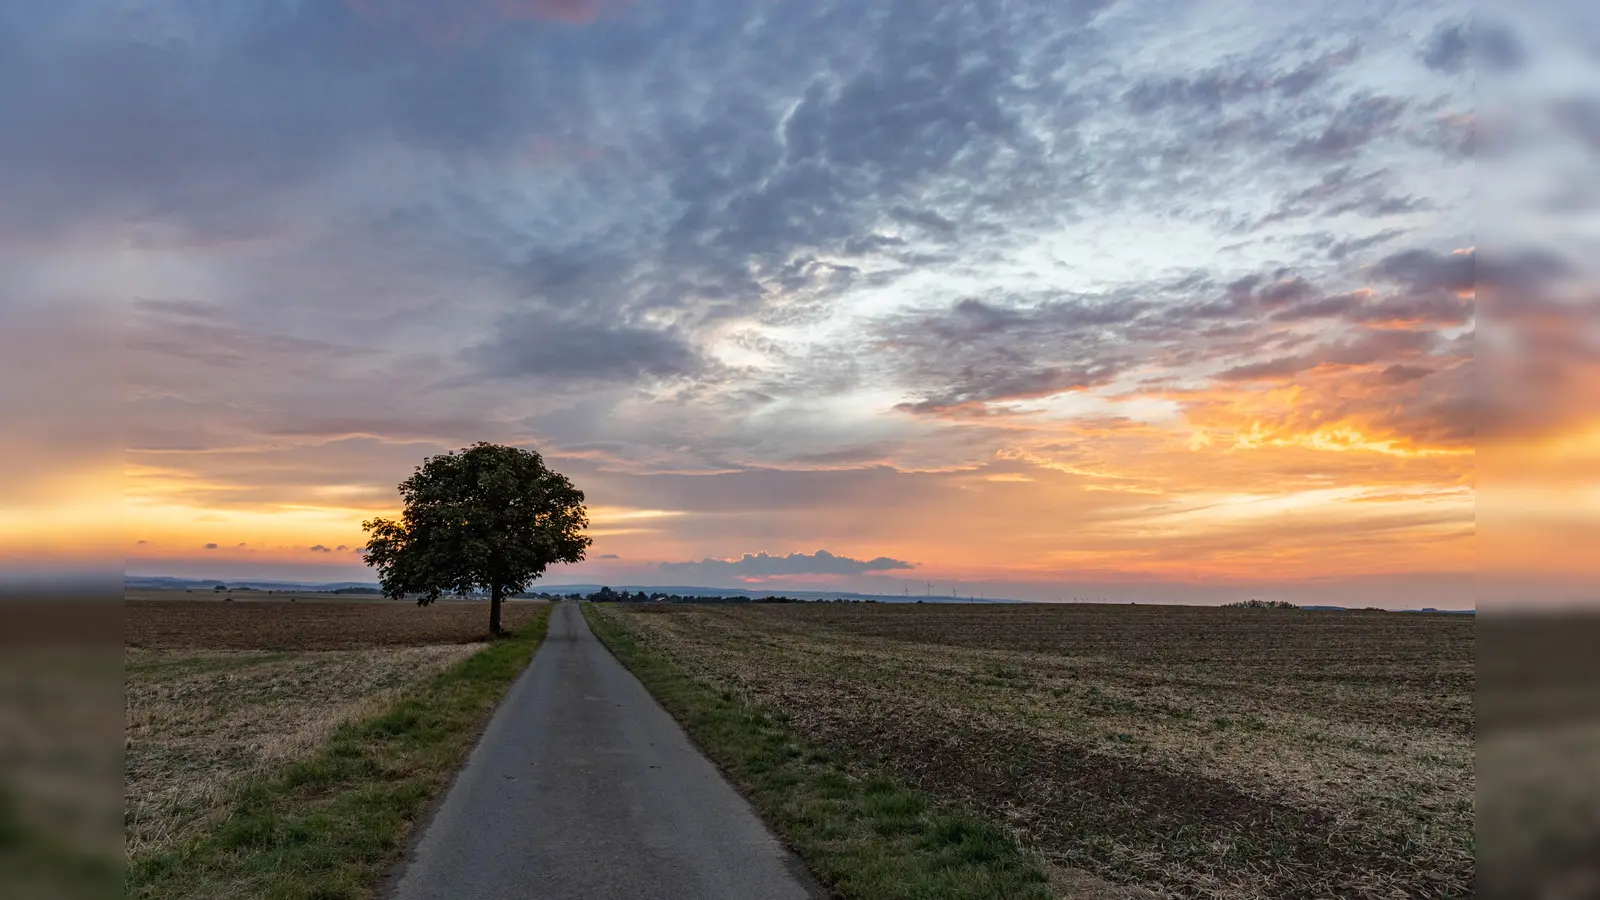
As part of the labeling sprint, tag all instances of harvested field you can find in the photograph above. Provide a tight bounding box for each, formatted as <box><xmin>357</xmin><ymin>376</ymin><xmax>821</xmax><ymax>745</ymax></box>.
<box><xmin>126</xmin><ymin>597</ymin><xmax>546</xmax><ymax>650</ymax></box>
<box><xmin>124</xmin><ymin>596</ymin><xmax>545</xmax><ymax>862</ymax></box>
<box><xmin>125</xmin><ymin>644</ymin><xmax>478</xmax><ymax>858</ymax></box>
<box><xmin>590</xmin><ymin>603</ymin><xmax>1475</xmax><ymax>900</ymax></box>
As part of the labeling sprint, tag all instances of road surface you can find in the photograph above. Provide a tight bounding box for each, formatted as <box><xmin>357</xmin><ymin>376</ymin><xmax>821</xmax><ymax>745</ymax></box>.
<box><xmin>388</xmin><ymin>602</ymin><xmax>823</xmax><ymax>900</ymax></box>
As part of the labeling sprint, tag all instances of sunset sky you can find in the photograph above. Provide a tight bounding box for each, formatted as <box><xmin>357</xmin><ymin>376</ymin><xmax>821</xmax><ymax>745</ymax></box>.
<box><xmin>9</xmin><ymin>0</ymin><xmax>1592</xmax><ymax>606</ymax></box>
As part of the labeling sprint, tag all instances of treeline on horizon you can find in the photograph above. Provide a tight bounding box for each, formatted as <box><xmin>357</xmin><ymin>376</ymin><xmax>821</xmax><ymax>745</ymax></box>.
<box><xmin>190</xmin><ymin>584</ymin><xmax>874</xmax><ymax>604</ymax></box>
<box><xmin>519</xmin><ymin>586</ymin><xmax>877</xmax><ymax>605</ymax></box>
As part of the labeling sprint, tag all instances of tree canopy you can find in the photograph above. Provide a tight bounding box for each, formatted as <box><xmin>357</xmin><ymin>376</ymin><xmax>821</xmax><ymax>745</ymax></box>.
<box><xmin>362</xmin><ymin>442</ymin><xmax>591</xmax><ymax>634</ymax></box>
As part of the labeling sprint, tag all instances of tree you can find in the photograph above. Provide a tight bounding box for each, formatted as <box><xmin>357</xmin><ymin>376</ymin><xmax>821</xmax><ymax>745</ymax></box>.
<box><xmin>362</xmin><ymin>442</ymin><xmax>591</xmax><ymax>636</ymax></box>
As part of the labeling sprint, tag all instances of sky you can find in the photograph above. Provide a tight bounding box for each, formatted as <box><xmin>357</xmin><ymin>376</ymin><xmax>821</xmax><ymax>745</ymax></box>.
<box><xmin>1</xmin><ymin>0</ymin><xmax>1594</xmax><ymax>606</ymax></box>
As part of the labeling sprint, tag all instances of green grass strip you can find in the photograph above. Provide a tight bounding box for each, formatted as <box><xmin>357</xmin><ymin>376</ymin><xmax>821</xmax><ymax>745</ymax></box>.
<box><xmin>127</xmin><ymin>607</ymin><xmax>550</xmax><ymax>900</ymax></box>
<box><xmin>583</xmin><ymin>604</ymin><xmax>1053</xmax><ymax>900</ymax></box>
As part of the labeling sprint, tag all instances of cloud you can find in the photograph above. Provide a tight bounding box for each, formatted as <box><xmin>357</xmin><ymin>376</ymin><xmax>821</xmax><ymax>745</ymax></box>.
<box><xmin>479</xmin><ymin>311</ymin><xmax>705</xmax><ymax>383</ymax></box>
<box><xmin>1290</xmin><ymin>96</ymin><xmax>1408</xmax><ymax>160</ymax></box>
<box><xmin>309</xmin><ymin>544</ymin><xmax>331</xmax><ymax>553</ymax></box>
<box><xmin>19</xmin><ymin>1</ymin><xmax>1479</xmax><ymax>591</ymax></box>
<box><xmin>203</xmin><ymin>543</ymin><xmax>218</xmax><ymax>550</ymax></box>
<box><xmin>1123</xmin><ymin>45</ymin><xmax>1358</xmax><ymax>112</ymax></box>
<box><xmin>1421</xmin><ymin>19</ymin><xmax>1525</xmax><ymax>73</ymax></box>
<box><xmin>597</xmin><ymin>552</ymin><xmax>620</xmax><ymax>559</ymax></box>
<box><xmin>878</xmin><ymin>294</ymin><xmax>1142</xmax><ymax>415</ymax></box>
<box><xmin>1326</xmin><ymin>229</ymin><xmax>1407</xmax><ymax>260</ymax></box>
<box><xmin>1420</xmin><ymin>23</ymin><xmax>1471</xmax><ymax>73</ymax></box>
<box><xmin>1216</xmin><ymin>328</ymin><xmax>1439</xmax><ymax>382</ymax></box>
<box><xmin>660</xmin><ymin>550</ymin><xmax>915</xmax><ymax>579</ymax></box>
<box><xmin>1370</xmin><ymin>248</ymin><xmax>1476</xmax><ymax>295</ymax></box>
<box><xmin>336</xmin><ymin>545</ymin><xmax>349</xmax><ymax>551</ymax></box>
<box><xmin>1261</xmin><ymin>168</ymin><xmax>1435</xmax><ymax>227</ymax></box>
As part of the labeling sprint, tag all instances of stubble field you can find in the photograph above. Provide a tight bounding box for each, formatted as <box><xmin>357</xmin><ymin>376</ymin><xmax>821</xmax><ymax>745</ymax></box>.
<box><xmin>589</xmin><ymin>602</ymin><xmax>1474</xmax><ymax>900</ymax></box>
<box><xmin>124</xmin><ymin>597</ymin><xmax>545</xmax><ymax>863</ymax></box>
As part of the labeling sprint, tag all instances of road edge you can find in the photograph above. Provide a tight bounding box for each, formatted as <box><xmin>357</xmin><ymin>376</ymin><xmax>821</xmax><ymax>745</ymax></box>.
<box><xmin>582</xmin><ymin>602</ymin><xmax>1057</xmax><ymax>900</ymax></box>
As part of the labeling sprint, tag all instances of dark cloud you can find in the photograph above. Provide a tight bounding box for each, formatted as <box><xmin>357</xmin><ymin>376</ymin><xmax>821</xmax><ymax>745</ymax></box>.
<box><xmin>0</xmin><ymin>0</ymin><xmax>634</xmax><ymax>243</ymax></box>
<box><xmin>597</xmin><ymin>553</ymin><xmax>620</xmax><ymax>559</ymax></box>
<box><xmin>479</xmin><ymin>311</ymin><xmax>704</xmax><ymax>383</ymax></box>
<box><xmin>1217</xmin><ymin>328</ymin><xmax>1440</xmax><ymax>382</ymax></box>
<box><xmin>895</xmin><ymin>367</ymin><xmax>1117</xmax><ymax>416</ymax></box>
<box><xmin>1290</xmin><ymin>96</ymin><xmax>1407</xmax><ymax>160</ymax></box>
<box><xmin>1422</xmin><ymin>19</ymin><xmax>1526</xmax><ymax>73</ymax></box>
<box><xmin>879</xmin><ymin>294</ymin><xmax>1144</xmax><ymax>414</ymax></box>
<box><xmin>637</xmin><ymin>0</ymin><xmax>1067</xmax><ymax>328</ymax></box>
<box><xmin>203</xmin><ymin>543</ymin><xmax>218</xmax><ymax>550</ymax></box>
<box><xmin>1378</xmin><ymin>364</ymin><xmax>1434</xmax><ymax>385</ymax></box>
<box><xmin>1257</xmin><ymin>278</ymin><xmax>1318</xmax><ymax>308</ymax></box>
<box><xmin>1259</xmin><ymin>168</ymin><xmax>1431</xmax><ymax>229</ymax></box>
<box><xmin>1325</xmin><ymin>229</ymin><xmax>1407</xmax><ymax>260</ymax></box>
<box><xmin>660</xmin><ymin>549</ymin><xmax>914</xmax><ymax>578</ymax></box>
<box><xmin>1421</xmin><ymin>23</ymin><xmax>1471</xmax><ymax>73</ymax></box>
<box><xmin>309</xmin><ymin>544</ymin><xmax>331</xmax><ymax>552</ymax></box>
<box><xmin>1124</xmin><ymin>46</ymin><xmax>1359</xmax><ymax>113</ymax></box>
<box><xmin>1270</xmin><ymin>291</ymin><xmax>1367</xmax><ymax>320</ymax></box>
<box><xmin>1370</xmin><ymin>248</ymin><xmax>1476</xmax><ymax>295</ymax></box>
<box><xmin>1273</xmin><ymin>289</ymin><xmax>1471</xmax><ymax>327</ymax></box>
<box><xmin>1353</xmin><ymin>293</ymin><xmax>1473</xmax><ymax>326</ymax></box>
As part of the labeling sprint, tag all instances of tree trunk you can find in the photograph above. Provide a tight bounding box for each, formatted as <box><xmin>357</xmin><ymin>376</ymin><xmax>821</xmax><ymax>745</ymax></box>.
<box><xmin>490</xmin><ymin>583</ymin><xmax>504</xmax><ymax>637</ymax></box>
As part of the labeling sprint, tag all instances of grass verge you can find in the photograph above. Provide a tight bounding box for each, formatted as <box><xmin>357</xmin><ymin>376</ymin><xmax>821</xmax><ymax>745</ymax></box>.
<box><xmin>583</xmin><ymin>604</ymin><xmax>1053</xmax><ymax>900</ymax></box>
<box><xmin>126</xmin><ymin>606</ymin><xmax>550</xmax><ymax>900</ymax></box>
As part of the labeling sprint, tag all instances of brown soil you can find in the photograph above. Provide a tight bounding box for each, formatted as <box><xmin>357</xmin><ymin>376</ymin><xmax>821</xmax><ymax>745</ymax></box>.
<box><xmin>594</xmin><ymin>602</ymin><xmax>1475</xmax><ymax>900</ymax></box>
<box><xmin>125</xmin><ymin>598</ymin><xmax>545</xmax><ymax>650</ymax></box>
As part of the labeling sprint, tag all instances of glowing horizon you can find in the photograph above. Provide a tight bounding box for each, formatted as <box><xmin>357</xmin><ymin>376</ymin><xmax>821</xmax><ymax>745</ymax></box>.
<box><xmin>7</xmin><ymin>1</ymin><xmax>1592</xmax><ymax>608</ymax></box>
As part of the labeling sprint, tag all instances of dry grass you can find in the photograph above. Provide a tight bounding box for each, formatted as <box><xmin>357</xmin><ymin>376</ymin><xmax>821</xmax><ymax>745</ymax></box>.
<box><xmin>122</xmin><ymin>597</ymin><xmax>541</xmax><ymax>862</ymax></box>
<box><xmin>591</xmin><ymin>603</ymin><xmax>1474</xmax><ymax>900</ymax></box>
<box><xmin>127</xmin><ymin>607</ymin><xmax>550</xmax><ymax>900</ymax></box>
<box><xmin>125</xmin><ymin>644</ymin><xmax>479</xmax><ymax>859</ymax></box>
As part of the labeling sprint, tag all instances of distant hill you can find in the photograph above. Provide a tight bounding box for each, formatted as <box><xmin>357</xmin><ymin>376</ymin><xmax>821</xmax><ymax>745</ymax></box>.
<box><xmin>530</xmin><ymin>584</ymin><xmax>1010</xmax><ymax>604</ymax></box>
<box><xmin>125</xmin><ymin>576</ymin><xmax>1009</xmax><ymax>603</ymax></box>
<box><xmin>126</xmin><ymin>576</ymin><xmax>384</xmax><ymax>592</ymax></box>
<box><xmin>124</xmin><ymin>576</ymin><xmax>1474</xmax><ymax>611</ymax></box>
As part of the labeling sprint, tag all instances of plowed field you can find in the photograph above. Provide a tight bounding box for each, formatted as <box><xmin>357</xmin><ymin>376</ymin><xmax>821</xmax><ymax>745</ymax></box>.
<box><xmin>126</xmin><ymin>598</ymin><xmax>545</xmax><ymax>650</ymax></box>
<box><xmin>591</xmin><ymin>602</ymin><xmax>1474</xmax><ymax>900</ymax></box>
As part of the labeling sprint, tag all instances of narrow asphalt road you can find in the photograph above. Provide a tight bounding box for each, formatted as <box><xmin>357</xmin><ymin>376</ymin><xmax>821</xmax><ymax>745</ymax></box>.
<box><xmin>388</xmin><ymin>602</ymin><xmax>823</xmax><ymax>900</ymax></box>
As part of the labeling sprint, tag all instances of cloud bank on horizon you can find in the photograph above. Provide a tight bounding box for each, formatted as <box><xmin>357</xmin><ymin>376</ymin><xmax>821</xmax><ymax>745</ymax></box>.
<box><xmin>8</xmin><ymin>0</ymin><xmax>1586</xmax><ymax>606</ymax></box>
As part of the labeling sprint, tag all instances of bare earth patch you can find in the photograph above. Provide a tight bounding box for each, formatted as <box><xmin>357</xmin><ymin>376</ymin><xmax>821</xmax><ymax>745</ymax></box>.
<box><xmin>125</xmin><ymin>642</ymin><xmax>479</xmax><ymax>858</ymax></box>
<box><xmin>592</xmin><ymin>603</ymin><xmax>1473</xmax><ymax>900</ymax></box>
